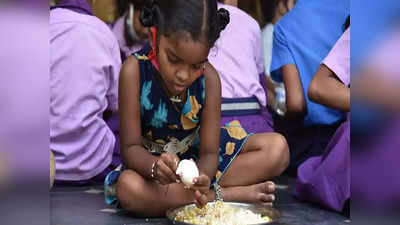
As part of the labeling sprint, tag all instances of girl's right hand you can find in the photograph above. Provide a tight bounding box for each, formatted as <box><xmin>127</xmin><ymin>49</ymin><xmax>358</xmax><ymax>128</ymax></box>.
<box><xmin>154</xmin><ymin>153</ymin><xmax>180</xmax><ymax>185</ymax></box>
<box><xmin>191</xmin><ymin>174</ymin><xmax>211</xmax><ymax>208</ymax></box>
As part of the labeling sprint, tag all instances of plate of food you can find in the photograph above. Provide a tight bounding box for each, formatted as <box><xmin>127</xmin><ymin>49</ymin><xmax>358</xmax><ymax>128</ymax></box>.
<box><xmin>166</xmin><ymin>201</ymin><xmax>280</xmax><ymax>225</ymax></box>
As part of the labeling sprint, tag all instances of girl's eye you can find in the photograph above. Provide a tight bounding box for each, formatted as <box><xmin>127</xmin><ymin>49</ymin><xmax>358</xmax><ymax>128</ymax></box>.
<box><xmin>192</xmin><ymin>63</ymin><xmax>202</xmax><ymax>70</ymax></box>
<box><xmin>168</xmin><ymin>55</ymin><xmax>179</xmax><ymax>64</ymax></box>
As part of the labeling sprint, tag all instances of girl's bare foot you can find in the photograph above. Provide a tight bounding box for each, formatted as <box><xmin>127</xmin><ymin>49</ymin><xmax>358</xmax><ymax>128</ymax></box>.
<box><xmin>221</xmin><ymin>181</ymin><xmax>276</xmax><ymax>206</ymax></box>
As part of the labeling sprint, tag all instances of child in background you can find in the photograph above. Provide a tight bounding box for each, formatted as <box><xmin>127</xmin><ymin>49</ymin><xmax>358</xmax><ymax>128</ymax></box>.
<box><xmin>105</xmin><ymin>0</ymin><xmax>151</xmax><ymax>154</ymax></box>
<box><xmin>105</xmin><ymin>0</ymin><xmax>289</xmax><ymax>216</ymax></box>
<box><xmin>308</xmin><ymin>26</ymin><xmax>350</xmax><ymax>112</ymax></box>
<box><xmin>260</xmin><ymin>0</ymin><xmax>295</xmax><ymax>112</ymax></box>
<box><xmin>113</xmin><ymin>0</ymin><xmax>150</xmax><ymax>62</ymax></box>
<box><xmin>50</xmin><ymin>0</ymin><xmax>121</xmax><ymax>184</ymax></box>
<box><xmin>261</xmin><ymin>0</ymin><xmax>295</xmax><ymax>77</ymax></box>
<box><xmin>295</xmin><ymin>25</ymin><xmax>350</xmax><ymax>213</ymax></box>
<box><xmin>208</xmin><ymin>0</ymin><xmax>273</xmax><ymax>133</ymax></box>
<box><xmin>270</xmin><ymin>0</ymin><xmax>349</xmax><ymax>175</ymax></box>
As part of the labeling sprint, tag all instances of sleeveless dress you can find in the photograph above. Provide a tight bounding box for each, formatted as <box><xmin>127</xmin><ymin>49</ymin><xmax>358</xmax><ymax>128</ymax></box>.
<box><xmin>104</xmin><ymin>45</ymin><xmax>252</xmax><ymax>207</ymax></box>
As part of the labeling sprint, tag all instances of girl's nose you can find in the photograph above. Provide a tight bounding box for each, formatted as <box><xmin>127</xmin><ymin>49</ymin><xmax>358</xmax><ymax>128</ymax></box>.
<box><xmin>176</xmin><ymin>70</ymin><xmax>189</xmax><ymax>83</ymax></box>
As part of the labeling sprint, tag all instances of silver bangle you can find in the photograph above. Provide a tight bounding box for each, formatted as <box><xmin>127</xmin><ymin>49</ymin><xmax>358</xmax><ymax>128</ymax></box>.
<box><xmin>213</xmin><ymin>183</ymin><xmax>223</xmax><ymax>201</ymax></box>
<box><xmin>150</xmin><ymin>158</ymin><xmax>159</xmax><ymax>179</ymax></box>
<box><xmin>151</xmin><ymin>162</ymin><xmax>156</xmax><ymax>178</ymax></box>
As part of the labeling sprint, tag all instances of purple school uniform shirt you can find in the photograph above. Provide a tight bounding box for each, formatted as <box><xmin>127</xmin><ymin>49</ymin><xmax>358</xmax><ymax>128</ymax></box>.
<box><xmin>50</xmin><ymin>8</ymin><xmax>121</xmax><ymax>181</ymax></box>
<box><xmin>208</xmin><ymin>3</ymin><xmax>266</xmax><ymax>106</ymax></box>
<box><xmin>323</xmin><ymin>28</ymin><xmax>350</xmax><ymax>86</ymax></box>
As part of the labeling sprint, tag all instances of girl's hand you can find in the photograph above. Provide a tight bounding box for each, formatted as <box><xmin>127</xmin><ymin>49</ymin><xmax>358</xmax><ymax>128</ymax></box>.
<box><xmin>155</xmin><ymin>153</ymin><xmax>180</xmax><ymax>185</ymax></box>
<box><xmin>188</xmin><ymin>174</ymin><xmax>211</xmax><ymax>208</ymax></box>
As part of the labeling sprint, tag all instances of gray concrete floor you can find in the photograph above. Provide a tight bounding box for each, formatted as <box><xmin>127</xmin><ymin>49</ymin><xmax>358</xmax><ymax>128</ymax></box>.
<box><xmin>50</xmin><ymin>176</ymin><xmax>350</xmax><ymax>225</ymax></box>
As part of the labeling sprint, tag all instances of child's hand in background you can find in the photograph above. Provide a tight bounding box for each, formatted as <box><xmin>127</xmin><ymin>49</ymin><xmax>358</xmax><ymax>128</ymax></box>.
<box><xmin>155</xmin><ymin>153</ymin><xmax>180</xmax><ymax>185</ymax></box>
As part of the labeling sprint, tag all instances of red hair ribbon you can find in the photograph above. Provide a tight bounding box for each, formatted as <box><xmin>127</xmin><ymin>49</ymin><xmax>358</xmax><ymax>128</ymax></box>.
<box><xmin>148</xmin><ymin>27</ymin><xmax>160</xmax><ymax>71</ymax></box>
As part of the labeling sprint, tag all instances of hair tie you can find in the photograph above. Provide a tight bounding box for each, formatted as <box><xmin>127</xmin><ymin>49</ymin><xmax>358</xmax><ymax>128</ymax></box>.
<box><xmin>217</xmin><ymin>8</ymin><xmax>230</xmax><ymax>32</ymax></box>
<box><xmin>148</xmin><ymin>27</ymin><xmax>160</xmax><ymax>71</ymax></box>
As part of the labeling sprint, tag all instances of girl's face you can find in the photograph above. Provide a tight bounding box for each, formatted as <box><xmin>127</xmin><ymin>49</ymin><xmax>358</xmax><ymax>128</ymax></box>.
<box><xmin>156</xmin><ymin>34</ymin><xmax>210</xmax><ymax>96</ymax></box>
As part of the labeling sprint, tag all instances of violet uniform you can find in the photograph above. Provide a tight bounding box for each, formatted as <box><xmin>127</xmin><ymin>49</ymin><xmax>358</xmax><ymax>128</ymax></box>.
<box><xmin>209</xmin><ymin>3</ymin><xmax>274</xmax><ymax>134</ymax></box>
<box><xmin>294</xmin><ymin>28</ymin><xmax>350</xmax><ymax>212</ymax></box>
<box><xmin>50</xmin><ymin>0</ymin><xmax>121</xmax><ymax>182</ymax></box>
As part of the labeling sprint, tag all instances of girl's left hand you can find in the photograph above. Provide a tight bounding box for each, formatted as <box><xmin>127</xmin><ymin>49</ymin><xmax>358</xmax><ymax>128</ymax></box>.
<box><xmin>188</xmin><ymin>174</ymin><xmax>211</xmax><ymax>208</ymax></box>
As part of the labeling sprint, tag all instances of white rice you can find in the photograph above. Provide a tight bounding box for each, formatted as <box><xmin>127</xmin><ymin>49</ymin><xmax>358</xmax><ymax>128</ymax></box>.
<box><xmin>175</xmin><ymin>201</ymin><xmax>270</xmax><ymax>225</ymax></box>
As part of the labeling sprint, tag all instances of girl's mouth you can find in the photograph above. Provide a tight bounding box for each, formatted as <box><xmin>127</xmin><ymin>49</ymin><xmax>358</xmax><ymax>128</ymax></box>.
<box><xmin>173</xmin><ymin>83</ymin><xmax>186</xmax><ymax>94</ymax></box>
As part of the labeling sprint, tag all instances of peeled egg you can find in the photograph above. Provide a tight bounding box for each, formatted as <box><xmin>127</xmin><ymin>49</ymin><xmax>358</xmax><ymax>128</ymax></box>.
<box><xmin>176</xmin><ymin>159</ymin><xmax>199</xmax><ymax>185</ymax></box>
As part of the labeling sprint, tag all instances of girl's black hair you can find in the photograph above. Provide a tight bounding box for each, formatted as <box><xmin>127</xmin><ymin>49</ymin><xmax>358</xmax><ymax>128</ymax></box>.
<box><xmin>139</xmin><ymin>0</ymin><xmax>230</xmax><ymax>47</ymax></box>
<box><xmin>260</xmin><ymin>0</ymin><xmax>291</xmax><ymax>24</ymax></box>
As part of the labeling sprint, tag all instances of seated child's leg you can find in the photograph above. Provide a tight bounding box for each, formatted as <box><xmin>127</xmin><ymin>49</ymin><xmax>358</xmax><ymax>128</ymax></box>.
<box><xmin>220</xmin><ymin>181</ymin><xmax>276</xmax><ymax>206</ymax></box>
<box><xmin>117</xmin><ymin>169</ymin><xmax>277</xmax><ymax>214</ymax></box>
<box><xmin>116</xmin><ymin>133</ymin><xmax>289</xmax><ymax>215</ymax></box>
<box><xmin>117</xmin><ymin>169</ymin><xmax>197</xmax><ymax>217</ymax></box>
<box><xmin>219</xmin><ymin>133</ymin><xmax>289</xmax><ymax>187</ymax></box>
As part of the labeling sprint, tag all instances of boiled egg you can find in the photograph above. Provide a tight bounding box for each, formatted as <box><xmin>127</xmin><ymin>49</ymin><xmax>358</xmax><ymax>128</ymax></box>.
<box><xmin>176</xmin><ymin>159</ymin><xmax>199</xmax><ymax>185</ymax></box>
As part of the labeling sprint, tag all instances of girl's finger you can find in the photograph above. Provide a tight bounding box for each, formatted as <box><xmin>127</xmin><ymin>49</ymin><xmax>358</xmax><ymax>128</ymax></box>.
<box><xmin>157</xmin><ymin>160</ymin><xmax>178</xmax><ymax>183</ymax></box>
<box><xmin>194</xmin><ymin>191</ymin><xmax>207</xmax><ymax>208</ymax></box>
<box><xmin>190</xmin><ymin>184</ymin><xmax>209</xmax><ymax>195</ymax></box>
<box><xmin>162</xmin><ymin>153</ymin><xmax>179</xmax><ymax>172</ymax></box>
<box><xmin>193</xmin><ymin>199</ymin><xmax>201</xmax><ymax>208</ymax></box>
<box><xmin>156</xmin><ymin>174</ymin><xmax>168</xmax><ymax>185</ymax></box>
<box><xmin>170</xmin><ymin>154</ymin><xmax>180</xmax><ymax>171</ymax></box>
<box><xmin>195</xmin><ymin>190</ymin><xmax>202</xmax><ymax>198</ymax></box>
<box><xmin>156</xmin><ymin>166</ymin><xmax>172</xmax><ymax>185</ymax></box>
<box><xmin>197</xmin><ymin>194</ymin><xmax>208</xmax><ymax>207</ymax></box>
<box><xmin>184</xmin><ymin>184</ymin><xmax>191</xmax><ymax>190</ymax></box>
<box><xmin>193</xmin><ymin>175</ymin><xmax>210</xmax><ymax>188</ymax></box>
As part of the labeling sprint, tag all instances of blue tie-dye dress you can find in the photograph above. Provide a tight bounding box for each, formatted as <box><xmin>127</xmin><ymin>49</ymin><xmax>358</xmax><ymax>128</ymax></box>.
<box><xmin>104</xmin><ymin>45</ymin><xmax>252</xmax><ymax>206</ymax></box>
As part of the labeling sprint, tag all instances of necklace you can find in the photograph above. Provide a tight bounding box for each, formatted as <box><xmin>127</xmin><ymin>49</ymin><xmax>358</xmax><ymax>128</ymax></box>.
<box><xmin>170</xmin><ymin>95</ymin><xmax>182</xmax><ymax>103</ymax></box>
<box><xmin>170</xmin><ymin>92</ymin><xmax>186</xmax><ymax>113</ymax></box>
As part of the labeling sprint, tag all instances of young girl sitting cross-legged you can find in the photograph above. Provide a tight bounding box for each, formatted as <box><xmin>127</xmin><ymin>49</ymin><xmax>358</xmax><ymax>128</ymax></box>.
<box><xmin>105</xmin><ymin>0</ymin><xmax>289</xmax><ymax>217</ymax></box>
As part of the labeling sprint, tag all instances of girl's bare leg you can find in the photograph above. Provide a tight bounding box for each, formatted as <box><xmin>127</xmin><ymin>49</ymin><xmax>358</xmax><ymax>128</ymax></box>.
<box><xmin>219</xmin><ymin>133</ymin><xmax>289</xmax><ymax>187</ymax></box>
<box><xmin>219</xmin><ymin>181</ymin><xmax>276</xmax><ymax>206</ymax></box>
<box><xmin>116</xmin><ymin>169</ymin><xmax>196</xmax><ymax>217</ymax></box>
<box><xmin>117</xmin><ymin>170</ymin><xmax>277</xmax><ymax>216</ymax></box>
<box><xmin>116</xmin><ymin>133</ymin><xmax>289</xmax><ymax>216</ymax></box>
